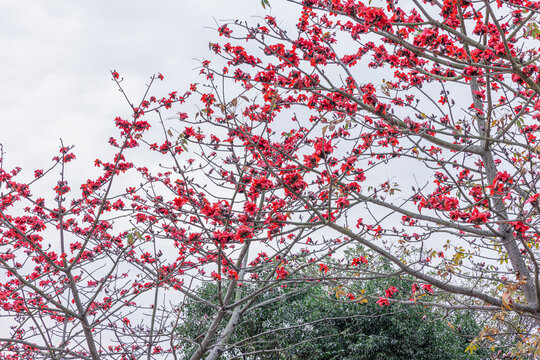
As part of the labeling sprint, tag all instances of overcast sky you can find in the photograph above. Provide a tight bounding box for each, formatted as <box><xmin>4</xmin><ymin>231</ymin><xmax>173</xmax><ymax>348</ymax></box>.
<box><xmin>0</xmin><ymin>1</ymin><xmax>287</xmax><ymax>174</ymax></box>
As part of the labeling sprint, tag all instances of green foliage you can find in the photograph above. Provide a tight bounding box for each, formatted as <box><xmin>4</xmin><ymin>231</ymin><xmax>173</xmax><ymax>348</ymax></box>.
<box><xmin>176</xmin><ymin>282</ymin><xmax>490</xmax><ymax>359</ymax></box>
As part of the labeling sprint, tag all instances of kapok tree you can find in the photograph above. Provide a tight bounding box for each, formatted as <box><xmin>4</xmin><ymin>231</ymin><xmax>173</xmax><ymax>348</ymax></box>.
<box><xmin>0</xmin><ymin>72</ymin><xmax>355</xmax><ymax>359</ymax></box>
<box><xmin>0</xmin><ymin>74</ymin><xmax>208</xmax><ymax>359</ymax></box>
<box><xmin>4</xmin><ymin>0</ymin><xmax>540</xmax><ymax>358</ymax></box>
<box><xmin>197</xmin><ymin>0</ymin><xmax>540</xmax><ymax>354</ymax></box>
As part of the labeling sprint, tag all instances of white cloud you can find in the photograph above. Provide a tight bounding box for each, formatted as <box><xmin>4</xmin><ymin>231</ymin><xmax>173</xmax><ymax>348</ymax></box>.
<box><xmin>0</xmin><ymin>0</ymin><xmax>271</xmax><ymax>174</ymax></box>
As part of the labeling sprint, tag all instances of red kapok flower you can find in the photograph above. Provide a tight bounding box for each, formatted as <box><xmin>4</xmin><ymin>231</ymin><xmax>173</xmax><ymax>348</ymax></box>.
<box><xmin>376</xmin><ymin>297</ymin><xmax>390</xmax><ymax>307</ymax></box>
